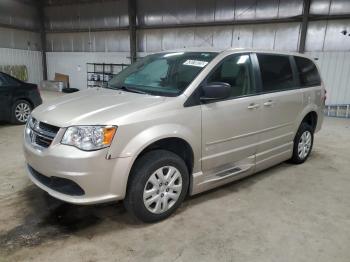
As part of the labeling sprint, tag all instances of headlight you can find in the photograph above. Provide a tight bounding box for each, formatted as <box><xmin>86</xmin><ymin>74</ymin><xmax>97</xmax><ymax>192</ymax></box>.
<box><xmin>61</xmin><ymin>126</ymin><xmax>117</xmax><ymax>151</ymax></box>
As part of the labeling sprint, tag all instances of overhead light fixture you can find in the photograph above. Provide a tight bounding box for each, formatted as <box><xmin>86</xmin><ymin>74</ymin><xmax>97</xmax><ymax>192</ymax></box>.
<box><xmin>163</xmin><ymin>52</ymin><xmax>184</xmax><ymax>57</ymax></box>
<box><xmin>237</xmin><ymin>55</ymin><xmax>249</xmax><ymax>64</ymax></box>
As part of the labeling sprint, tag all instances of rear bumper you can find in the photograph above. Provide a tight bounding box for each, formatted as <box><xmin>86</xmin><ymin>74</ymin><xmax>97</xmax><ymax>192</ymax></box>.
<box><xmin>315</xmin><ymin>105</ymin><xmax>325</xmax><ymax>133</ymax></box>
<box><xmin>23</xmin><ymin>136</ymin><xmax>133</xmax><ymax>205</ymax></box>
<box><xmin>315</xmin><ymin>112</ymin><xmax>323</xmax><ymax>133</ymax></box>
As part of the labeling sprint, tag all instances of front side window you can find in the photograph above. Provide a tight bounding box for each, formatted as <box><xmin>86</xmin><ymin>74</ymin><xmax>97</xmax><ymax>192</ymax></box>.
<box><xmin>294</xmin><ymin>56</ymin><xmax>321</xmax><ymax>87</ymax></box>
<box><xmin>206</xmin><ymin>54</ymin><xmax>254</xmax><ymax>98</ymax></box>
<box><xmin>257</xmin><ymin>54</ymin><xmax>295</xmax><ymax>92</ymax></box>
<box><xmin>108</xmin><ymin>52</ymin><xmax>218</xmax><ymax>96</ymax></box>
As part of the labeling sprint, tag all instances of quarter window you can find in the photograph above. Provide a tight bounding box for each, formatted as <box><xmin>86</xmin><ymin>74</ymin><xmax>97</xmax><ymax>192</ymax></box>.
<box><xmin>294</xmin><ymin>56</ymin><xmax>321</xmax><ymax>87</ymax></box>
<box><xmin>207</xmin><ymin>54</ymin><xmax>254</xmax><ymax>98</ymax></box>
<box><xmin>257</xmin><ymin>54</ymin><xmax>295</xmax><ymax>92</ymax></box>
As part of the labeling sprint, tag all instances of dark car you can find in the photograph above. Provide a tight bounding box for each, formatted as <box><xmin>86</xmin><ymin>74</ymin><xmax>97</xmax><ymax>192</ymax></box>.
<box><xmin>0</xmin><ymin>72</ymin><xmax>42</xmax><ymax>124</ymax></box>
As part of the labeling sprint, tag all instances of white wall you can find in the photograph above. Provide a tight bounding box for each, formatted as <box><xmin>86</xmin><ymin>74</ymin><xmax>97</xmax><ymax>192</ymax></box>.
<box><xmin>46</xmin><ymin>52</ymin><xmax>130</xmax><ymax>89</ymax></box>
<box><xmin>0</xmin><ymin>47</ymin><xmax>43</xmax><ymax>85</ymax></box>
<box><xmin>306</xmin><ymin>51</ymin><xmax>350</xmax><ymax>105</ymax></box>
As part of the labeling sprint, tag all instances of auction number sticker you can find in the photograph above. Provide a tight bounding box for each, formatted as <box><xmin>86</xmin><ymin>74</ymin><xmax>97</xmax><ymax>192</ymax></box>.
<box><xmin>183</xmin><ymin>60</ymin><xmax>208</xmax><ymax>67</ymax></box>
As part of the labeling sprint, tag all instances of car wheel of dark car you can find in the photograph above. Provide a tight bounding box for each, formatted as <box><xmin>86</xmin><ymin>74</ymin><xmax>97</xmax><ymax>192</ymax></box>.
<box><xmin>11</xmin><ymin>100</ymin><xmax>32</xmax><ymax>124</ymax></box>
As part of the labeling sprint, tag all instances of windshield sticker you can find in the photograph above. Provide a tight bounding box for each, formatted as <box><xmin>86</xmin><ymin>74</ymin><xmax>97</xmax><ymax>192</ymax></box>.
<box><xmin>183</xmin><ymin>60</ymin><xmax>208</xmax><ymax>67</ymax></box>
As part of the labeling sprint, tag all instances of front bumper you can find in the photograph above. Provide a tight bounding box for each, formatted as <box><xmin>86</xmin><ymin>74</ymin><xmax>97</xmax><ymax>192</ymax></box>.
<box><xmin>23</xmin><ymin>135</ymin><xmax>132</xmax><ymax>205</ymax></box>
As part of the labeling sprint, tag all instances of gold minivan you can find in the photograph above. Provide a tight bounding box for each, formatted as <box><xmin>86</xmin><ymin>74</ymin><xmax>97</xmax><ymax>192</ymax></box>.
<box><xmin>23</xmin><ymin>49</ymin><xmax>325</xmax><ymax>222</ymax></box>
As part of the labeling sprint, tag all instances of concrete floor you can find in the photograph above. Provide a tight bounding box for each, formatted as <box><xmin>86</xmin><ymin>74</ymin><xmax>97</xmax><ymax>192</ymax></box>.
<box><xmin>0</xmin><ymin>91</ymin><xmax>349</xmax><ymax>262</ymax></box>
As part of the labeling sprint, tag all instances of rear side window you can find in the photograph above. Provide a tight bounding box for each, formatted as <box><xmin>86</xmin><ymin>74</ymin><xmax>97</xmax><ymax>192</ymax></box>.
<box><xmin>257</xmin><ymin>54</ymin><xmax>295</xmax><ymax>92</ymax></box>
<box><xmin>294</xmin><ymin>56</ymin><xmax>321</xmax><ymax>87</ymax></box>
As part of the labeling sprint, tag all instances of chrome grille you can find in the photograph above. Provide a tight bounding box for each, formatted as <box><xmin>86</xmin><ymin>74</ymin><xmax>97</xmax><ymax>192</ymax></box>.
<box><xmin>34</xmin><ymin>134</ymin><xmax>52</xmax><ymax>148</ymax></box>
<box><xmin>38</xmin><ymin>122</ymin><xmax>60</xmax><ymax>134</ymax></box>
<box><xmin>26</xmin><ymin>117</ymin><xmax>59</xmax><ymax>149</ymax></box>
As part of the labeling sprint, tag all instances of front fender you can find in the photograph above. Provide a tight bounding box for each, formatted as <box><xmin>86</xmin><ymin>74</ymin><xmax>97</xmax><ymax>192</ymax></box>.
<box><xmin>125</xmin><ymin>124</ymin><xmax>196</xmax><ymax>155</ymax></box>
<box><xmin>108</xmin><ymin>122</ymin><xmax>201</xmax><ymax>171</ymax></box>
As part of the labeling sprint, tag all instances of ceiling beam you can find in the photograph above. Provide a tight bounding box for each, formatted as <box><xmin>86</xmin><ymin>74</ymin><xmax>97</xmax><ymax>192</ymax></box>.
<box><xmin>0</xmin><ymin>22</ymin><xmax>39</xmax><ymax>32</ymax></box>
<box><xmin>128</xmin><ymin>0</ymin><xmax>137</xmax><ymax>63</ymax></box>
<box><xmin>45</xmin><ymin>17</ymin><xmax>302</xmax><ymax>34</ymax></box>
<box><xmin>299</xmin><ymin>0</ymin><xmax>311</xmax><ymax>53</ymax></box>
<box><xmin>309</xmin><ymin>13</ymin><xmax>350</xmax><ymax>21</ymax></box>
<box><xmin>44</xmin><ymin>0</ymin><xmax>119</xmax><ymax>7</ymax></box>
<box><xmin>137</xmin><ymin>17</ymin><xmax>303</xmax><ymax>30</ymax></box>
<box><xmin>42</xmin><ymin>13</ymin><xmax>350</xmax><ymax>34</ymax></box>
<box><xmin>36</xmin><ymin>0</ymin><xmax>48</xmax><ymax>80</ymax></box>
<box><xmin>45</xmin><ymin>26</ymin><xmax>129</xmax><ymax>34</ymax></box>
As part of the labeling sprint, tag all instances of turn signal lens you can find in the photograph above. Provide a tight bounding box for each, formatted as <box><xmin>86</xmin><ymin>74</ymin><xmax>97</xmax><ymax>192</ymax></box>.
<box><xmin>103</xmin><ymin>127</ymin><xmax>117</xmax><ymax>145</ymax></box>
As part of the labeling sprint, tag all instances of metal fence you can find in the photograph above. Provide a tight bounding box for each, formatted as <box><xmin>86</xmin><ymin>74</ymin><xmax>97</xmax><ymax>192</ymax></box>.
<box><xmin>325</xmin><ymin>105</ymin><xmax>350</xmax><ymax>118</ymax></box>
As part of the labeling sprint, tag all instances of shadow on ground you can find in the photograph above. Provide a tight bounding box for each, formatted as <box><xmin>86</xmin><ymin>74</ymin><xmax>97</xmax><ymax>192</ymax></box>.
<box><xmin>0</xmin><ymin>160</ymin><xmax>296</xmax><ymax>255</ymax></box>
<box><xmin>0</xmin><ymin>122</ymin><xmax>12</xmax><ymax>127</ymax></box>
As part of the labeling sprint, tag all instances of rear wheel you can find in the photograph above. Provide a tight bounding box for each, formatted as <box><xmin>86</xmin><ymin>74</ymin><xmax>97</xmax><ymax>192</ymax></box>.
<box><xmin>290</xmin><ymin>122</ymin><xmax>314</xmax><ymax>164</ymax></box>
<box><xmin>124</xmin><ymin>150</ymin><xmax>189</xmax><ymax>223</ymax></box>
<box><xmin>11</xmin><ymin>100</ymin><xmax>32</xmax><ymax>124</ymax></box>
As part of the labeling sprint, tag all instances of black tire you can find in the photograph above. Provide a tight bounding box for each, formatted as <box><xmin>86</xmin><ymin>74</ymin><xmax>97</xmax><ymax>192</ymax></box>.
<box><xmin>124</xmin><ymin>150</ymin><xmax>189</xmax><ymax>223</ymax></box>
<box><xmin>290</xmin><ymin>122</ymin><xmax>314</xmax><ymax>164</ymax></box>
<box><xmin>10</xmin><ymin>99</ymin><xmax>32</xmax><ymax>125</ymax></box>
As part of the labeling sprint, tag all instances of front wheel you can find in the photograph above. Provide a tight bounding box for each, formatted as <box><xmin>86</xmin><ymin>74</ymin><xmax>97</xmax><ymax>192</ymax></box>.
<box><xmin>124</xmin><ymin>150</ymin><xmax>189</xmax><ymax>223</ymax></box>
<box><xmin>290</xmin><ymin>122</ymin><xmax>314</xmax><ymax>164</ymax></box>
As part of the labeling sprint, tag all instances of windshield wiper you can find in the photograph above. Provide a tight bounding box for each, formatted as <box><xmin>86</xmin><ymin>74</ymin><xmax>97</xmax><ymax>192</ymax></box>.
<box><xmin>112</xmin><ymin>85</ymin><xmax>148</xmax><ymax>95</ymax></box>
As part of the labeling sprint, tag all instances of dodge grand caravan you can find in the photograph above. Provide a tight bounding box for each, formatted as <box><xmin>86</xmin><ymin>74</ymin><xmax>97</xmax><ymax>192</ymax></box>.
<box><xmin>24</xmin><ymin>49</ymin><xmax>325</xmax><ymax>222</ymax></box>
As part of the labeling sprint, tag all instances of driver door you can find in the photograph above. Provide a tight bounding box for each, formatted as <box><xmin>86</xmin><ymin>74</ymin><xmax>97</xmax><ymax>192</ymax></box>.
<box><xmin>201</xmin><ymin>53</ymin><xmax>262</xmax><ymax>184</ymax></box>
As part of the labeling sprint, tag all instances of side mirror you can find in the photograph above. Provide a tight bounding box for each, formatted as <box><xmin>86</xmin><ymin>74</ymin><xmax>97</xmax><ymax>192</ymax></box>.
<box><xmin>200</xmin><ymin>82</ymin><xmax>231</xmax><ymax>102</ymax></box>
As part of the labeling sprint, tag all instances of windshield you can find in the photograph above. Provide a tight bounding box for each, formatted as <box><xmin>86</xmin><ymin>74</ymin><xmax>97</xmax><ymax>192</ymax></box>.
<box><xmin>107</xmin><ymin>52</ymin><xmax>218</xmax><ymax>96</ymax></box>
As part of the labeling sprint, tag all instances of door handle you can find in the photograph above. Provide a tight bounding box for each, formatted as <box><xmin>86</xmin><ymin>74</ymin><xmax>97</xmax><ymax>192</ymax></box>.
<box><xmin>263</xmin><ymin>100</ymin><xmax>274</xmax><ymax>107</ymax></box>
<box><xmin>247</xmin><ymin>103</ymin><xmax>260</xmax><ymax>109</ymax></box>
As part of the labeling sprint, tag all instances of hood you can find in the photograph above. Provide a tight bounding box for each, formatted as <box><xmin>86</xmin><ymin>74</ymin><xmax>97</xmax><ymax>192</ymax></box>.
<box><xmin>32</xmin><ymin>88</ymin><xmax>167</xmax><ymax>127</ymax></box>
